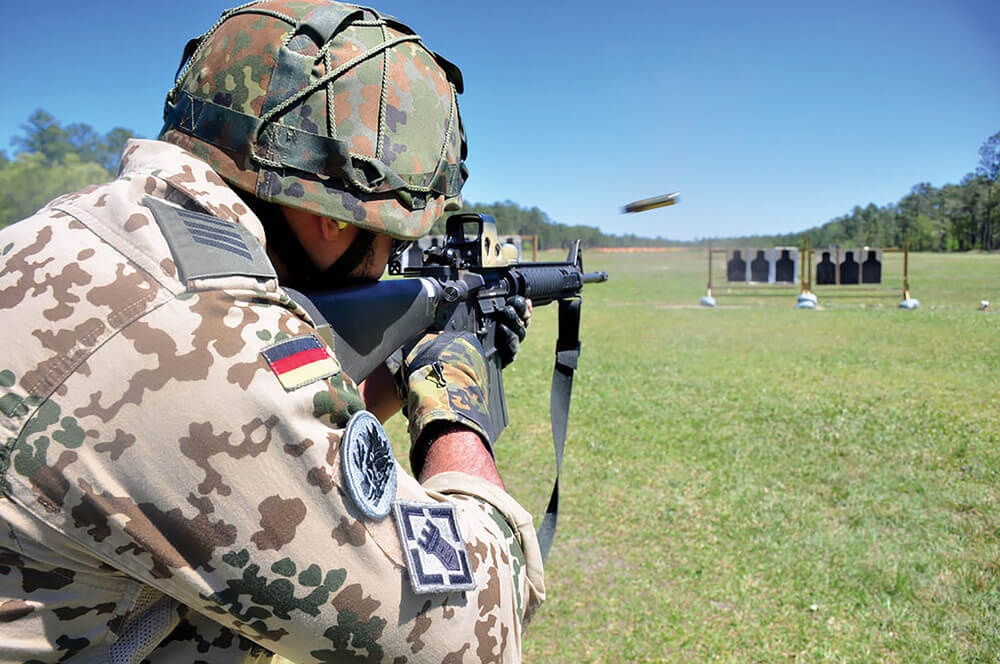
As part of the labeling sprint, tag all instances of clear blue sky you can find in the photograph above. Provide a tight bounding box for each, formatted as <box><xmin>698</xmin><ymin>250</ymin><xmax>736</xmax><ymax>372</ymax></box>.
<box><xmin>2</xmin><ymin>0</ymin><xmax>997</xmax><ymax>241</ymax></box>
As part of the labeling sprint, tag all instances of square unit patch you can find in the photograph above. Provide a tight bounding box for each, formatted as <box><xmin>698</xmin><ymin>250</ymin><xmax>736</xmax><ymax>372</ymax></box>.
<box><xmin>393</xmin><ymin>500</ymin><xmax>476</xmax><ymax>594</ymax></box>
<box><xmin>262</xmin><ymin>334</ymin><xmax>340</xmax><ymax>391</ymax></box>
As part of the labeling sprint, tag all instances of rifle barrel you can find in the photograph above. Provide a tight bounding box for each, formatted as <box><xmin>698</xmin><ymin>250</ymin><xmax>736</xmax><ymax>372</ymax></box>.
<box><xmin>583</xmin><ymin>271</ymin><xmax>609</xmax><ymax>283</ymax></box>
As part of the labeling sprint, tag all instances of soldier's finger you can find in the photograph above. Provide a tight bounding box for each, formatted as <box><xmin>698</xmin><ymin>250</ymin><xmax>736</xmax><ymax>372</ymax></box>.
<box><xmin>500</xmin><ymin>305</ymin><xmax>527</xmax><ymax>341</ymax></box>
<box><xmin>509</xmin><ymin>295</ymin><xmax>528</xmax><ymax>320</ymax></box>
<box><xmin>496</xmin><ymin>326</ymin><xmax>520</xmax><ymax>368</ymax></box>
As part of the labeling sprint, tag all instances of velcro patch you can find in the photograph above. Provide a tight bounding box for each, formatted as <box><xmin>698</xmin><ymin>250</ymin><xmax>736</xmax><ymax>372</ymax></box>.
<box><xmin>262</xmin><ymin>334</ymin><xmax>340</xmax><ymax>391</ymax></box>
<box><xmin>144</xmin><ymin>197</ymin><xmax>276</xmax><ymax>283</ymax></box>
<box><xmin>393</xmin><ymin>501</ymin><xmax>476</xmax><ymax>594</ymax></box>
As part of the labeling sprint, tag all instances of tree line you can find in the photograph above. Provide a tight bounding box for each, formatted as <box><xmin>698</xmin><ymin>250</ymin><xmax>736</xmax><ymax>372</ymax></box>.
<box><xmin>703</xmin><ymin>132</ymin><xmax>1000</xmax><ymax>252</ymax></box>
<box><xmin>2</xmin><ymin>111</ymin><xmax>997</xmax><ymax>252</ymax></box>
<box><xmin>0</xmin><ymin>110</ymin><xmax>136</xmax><ymax>227</ymax></box>
<box><xmin>449</xmin><ymin>200</ymin><xmax>682</xmax><ymax>250</ymax></box>
<box><xmin>0</xmin><ymin>110</ymin><xmax>677</xmax><ymax>248</ymax></box>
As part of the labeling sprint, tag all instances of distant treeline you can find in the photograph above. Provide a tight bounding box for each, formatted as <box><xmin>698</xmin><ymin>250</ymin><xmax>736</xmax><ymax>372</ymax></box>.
<box><xmin>701</xmin><ymin>132</ymin><xmax>1000</xmax><ymax>252</ymax></box>
<box><xmin>445</xmin><ymin>201</ymin><xmax>681</xmax><ymax>251</ymax></box>
<box><xmin>3</xmin><ymin>110</ymin><xmax>997</xmax><ymax>253</ymax></box>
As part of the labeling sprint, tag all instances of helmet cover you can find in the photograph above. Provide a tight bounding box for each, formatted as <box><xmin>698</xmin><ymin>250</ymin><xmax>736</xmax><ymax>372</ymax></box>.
<box><xmin>160</xmin><ymin>0</ymin><xmax>467</xmax><ymax>240</ymax></box>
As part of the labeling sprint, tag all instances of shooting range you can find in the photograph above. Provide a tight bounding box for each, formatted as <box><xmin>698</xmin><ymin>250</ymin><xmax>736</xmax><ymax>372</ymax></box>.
<box><xmin>1</xmin><ymin>0</ymin><xmax>997</xmax><ymax>659</ymax></box>
<box><xmin>401</xmin><ymin>243</ymin><xmax>996</xmax><ymax>662</ymax></box>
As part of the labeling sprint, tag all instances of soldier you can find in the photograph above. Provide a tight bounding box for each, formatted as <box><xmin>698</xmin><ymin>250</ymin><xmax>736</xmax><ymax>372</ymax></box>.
<box><xmin>0</xmin><ymin>2</ymin><xmax>544</xmax><ymax>662</ymax></box>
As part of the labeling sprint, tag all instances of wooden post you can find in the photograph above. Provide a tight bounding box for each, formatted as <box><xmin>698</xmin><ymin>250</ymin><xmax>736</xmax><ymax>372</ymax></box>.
<box><xmin>808</xmin><ymin>246</ymin><xmax>813</xmax><ymax>292</ymax></box>
<box><xmin>517</xmin><ymin>235</ymin><xmax>538</xmax><ymax>261</ymax></box>
<box><xmin>707</xmin><ymin>239</ymin><xmax>713</xmax><ymax>295</ymax></box>
<box><xmin>903</xmin><ymin>235</ymin><xmax>910</xmax><ymax>300</ymax></box>
<box><xmin>799</xmin><ymin>238</ymin><xmax>807</xmax><ymax>292</ymax></box>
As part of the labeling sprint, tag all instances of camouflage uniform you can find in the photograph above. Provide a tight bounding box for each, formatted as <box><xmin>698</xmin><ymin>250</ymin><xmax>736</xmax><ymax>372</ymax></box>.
<box><xmin>0</xmin><ymin>138</ymin><xmax>544</xmax><ymax>663</ymax></box>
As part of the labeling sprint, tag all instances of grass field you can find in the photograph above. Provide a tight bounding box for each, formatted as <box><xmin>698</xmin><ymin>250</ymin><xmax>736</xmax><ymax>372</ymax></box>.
<box><xmin>387</xmin><ymin>249</ymin><xmax>999</xmax><ymax>663</ymax></box>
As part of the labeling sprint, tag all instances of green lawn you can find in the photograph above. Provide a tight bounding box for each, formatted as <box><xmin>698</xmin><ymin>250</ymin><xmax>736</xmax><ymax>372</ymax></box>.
<box><xmin>388</xmin><ymin>249</ymin><xmax>1000</xmax><ymax>663</ymax></box>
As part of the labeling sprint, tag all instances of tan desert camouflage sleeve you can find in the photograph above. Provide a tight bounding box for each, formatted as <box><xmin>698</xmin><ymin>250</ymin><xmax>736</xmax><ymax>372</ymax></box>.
<box><xmin>2</xmin><ymin>259</ymin><xmax>543</xmax><ymax>661</ymax></box>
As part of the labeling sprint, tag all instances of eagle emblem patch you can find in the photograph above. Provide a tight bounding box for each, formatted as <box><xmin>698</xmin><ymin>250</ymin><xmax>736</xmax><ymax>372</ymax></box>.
<box><xmin>341</xmin><ymin>410</ymin><xmax>396</xmax><ymax>520</ymax></box>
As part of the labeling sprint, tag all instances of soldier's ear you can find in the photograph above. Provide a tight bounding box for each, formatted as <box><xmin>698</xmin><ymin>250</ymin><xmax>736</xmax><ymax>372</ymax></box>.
<box><xmin>319</xmin><ymin>217</ymin><xmax>350</xmax><ymax>242</ymax></box>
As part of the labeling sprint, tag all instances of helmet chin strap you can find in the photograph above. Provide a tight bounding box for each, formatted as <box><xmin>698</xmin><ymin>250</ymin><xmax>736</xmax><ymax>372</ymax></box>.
<box><xmin>236</xmin><ymin>190</ymin><xmax>377</xmax><ymax>292</ymax></box>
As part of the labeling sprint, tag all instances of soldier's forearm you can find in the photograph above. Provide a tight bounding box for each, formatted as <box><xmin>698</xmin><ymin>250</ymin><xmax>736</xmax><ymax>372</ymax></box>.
<box><xmin>419</xmin><ymin>423</ymin><xmax>504</xmax><ymax>489</ymax></box>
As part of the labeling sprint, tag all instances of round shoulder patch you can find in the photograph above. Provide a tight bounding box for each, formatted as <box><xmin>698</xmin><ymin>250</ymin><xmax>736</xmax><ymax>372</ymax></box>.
<box><xmin>342</xmin><ymin>410</ymin><xmax>397</xmax><ymax>520</ymax></box>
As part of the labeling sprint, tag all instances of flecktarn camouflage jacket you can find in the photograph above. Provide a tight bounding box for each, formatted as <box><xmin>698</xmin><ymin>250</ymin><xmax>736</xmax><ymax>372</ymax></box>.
<box><xmin>0</xmin><ymin>139</ymin><xmax>544</xmax><ymax>663</ymax></box>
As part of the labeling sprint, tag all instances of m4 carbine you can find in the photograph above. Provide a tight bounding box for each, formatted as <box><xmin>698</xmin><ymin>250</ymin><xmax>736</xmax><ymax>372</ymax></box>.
<box><xmin>305</xmin><ymin>213</ymin><xmax>607</xmax><ymax>558</ymax></box>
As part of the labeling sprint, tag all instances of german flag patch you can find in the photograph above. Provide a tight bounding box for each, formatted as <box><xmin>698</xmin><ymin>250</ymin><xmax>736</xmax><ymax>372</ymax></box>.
<box><xmin>262</xmin><ymin>334</ymin><xmax>340</xmax><ymax>391</ymax></box>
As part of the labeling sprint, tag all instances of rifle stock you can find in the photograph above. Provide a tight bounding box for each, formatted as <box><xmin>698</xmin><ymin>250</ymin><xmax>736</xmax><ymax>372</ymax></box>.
<box><xmin>309</xmin><ymin>278</ymin><xmax>443</xmax><ymax>383</ymax></box>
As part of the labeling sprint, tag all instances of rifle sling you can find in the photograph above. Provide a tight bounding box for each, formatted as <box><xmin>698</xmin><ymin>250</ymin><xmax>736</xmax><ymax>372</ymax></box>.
<box><xmin>537</xmin><ymin>297</ymin><xmax>581</xmax><ymax>562</ymax></box>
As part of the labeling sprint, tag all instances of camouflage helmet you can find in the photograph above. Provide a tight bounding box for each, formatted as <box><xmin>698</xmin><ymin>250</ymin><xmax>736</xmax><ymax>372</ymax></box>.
<box><xmin>159</xmin><ymin>0</ymin><xmax>467</xmax><ymax>240</ymax></box>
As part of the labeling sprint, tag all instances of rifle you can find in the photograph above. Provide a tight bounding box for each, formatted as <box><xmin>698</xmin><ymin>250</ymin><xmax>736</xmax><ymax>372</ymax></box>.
<box><xmin>305</xmin><ymin>213</ymin><xmax>608</xmax><ymax>558</ymax></box>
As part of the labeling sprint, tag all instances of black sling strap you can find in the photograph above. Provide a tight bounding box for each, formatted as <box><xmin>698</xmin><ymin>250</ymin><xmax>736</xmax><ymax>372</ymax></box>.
<box><xmin>536</xmin><ymin>297</ymin><xmax>581</xmax><ymax>562</ymax></box>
